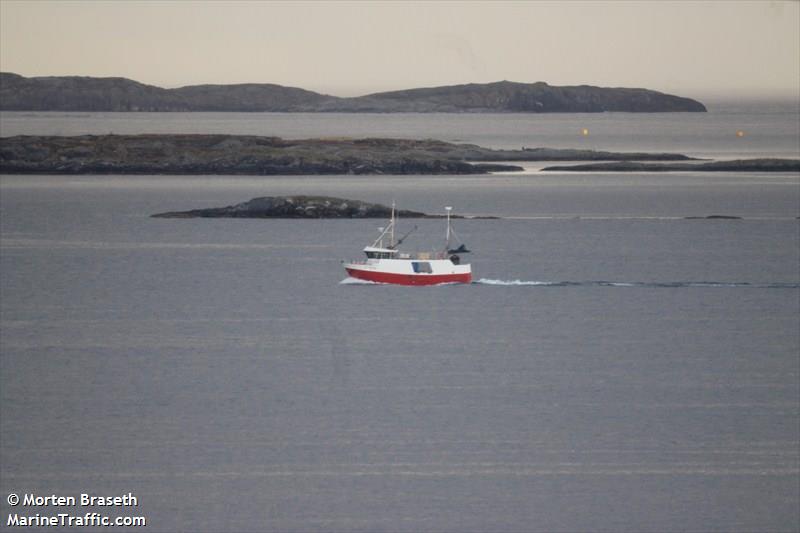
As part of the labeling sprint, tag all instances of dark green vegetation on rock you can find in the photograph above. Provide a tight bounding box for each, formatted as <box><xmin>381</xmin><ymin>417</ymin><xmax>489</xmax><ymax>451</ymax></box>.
<box><xmin>542</xmin><ymin>159</ymin><xmax>800</xmax><ymax>172</ymax></box>
<box><xmin>152</xmin><ymin>196</ymin><xmax>432</xmax><ymax>219</ymax></box>
<box><xmin>0</xmin><ymin>73</ymin><xmax>706</xmax><ymax>113</ymax></box>
<box><xmin>0</xmin><ymin>134</ymin><xmax>696</xmax><ymax>176</ymax></box>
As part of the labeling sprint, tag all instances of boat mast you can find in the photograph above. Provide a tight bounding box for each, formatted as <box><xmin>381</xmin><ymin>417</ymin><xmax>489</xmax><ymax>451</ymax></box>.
<box><xmin>445</xmin><ymin>206</ymin><xmax>452</xmax><ymax>250</ymax></box>
<box><xmin>370</xmin><ymin>204</ymin><xmax>396</xmax><ymax>249</ymax></box>
<box><xmin>390</xmin><ymin>201</ymin><xmax>396</xmax><ymax>248</ymax></box>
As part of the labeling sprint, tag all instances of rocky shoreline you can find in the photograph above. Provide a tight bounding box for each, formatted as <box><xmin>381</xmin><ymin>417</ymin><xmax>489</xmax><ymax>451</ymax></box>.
<box><xmin>0</xmin><ymin>134</ymin><xmax>697</xmax><ymax>176</ymax></box>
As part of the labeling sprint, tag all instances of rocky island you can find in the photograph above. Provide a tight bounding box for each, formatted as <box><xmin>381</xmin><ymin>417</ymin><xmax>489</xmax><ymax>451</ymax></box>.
<box><xmin>153</xmin><ymin>196</ymin><xmax>440</xmax><ymax>219</ymax></box>
<box><xmin>542</xmin><ymin>159</ymin><xmax>800</xmax><ymax>172</ymax></box>
<box><xmin>0</xmin><ymin>73</ymin><xmax>706</xmax><ymax>113</ymax></box>
<box><xmin>151</xmin><ymin>196</ymin><xmax>767</xmax><ymax>221</ymax></box>
<box><xmin>0</xmin><ymin>134</ymin><xmax>697</xmax><ymax>176</ymax></box>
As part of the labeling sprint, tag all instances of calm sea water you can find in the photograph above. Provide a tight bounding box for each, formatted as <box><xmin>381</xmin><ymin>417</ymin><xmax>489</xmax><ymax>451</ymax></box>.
<box><xmin>2</xmin><ymin>100</ymin><xmax>799</xmax><ymax>159</ymax></box>
<box><xmin>1</xmin><ymin>107</ymin><xmax>799</xmax><ymax>532</ymax></box>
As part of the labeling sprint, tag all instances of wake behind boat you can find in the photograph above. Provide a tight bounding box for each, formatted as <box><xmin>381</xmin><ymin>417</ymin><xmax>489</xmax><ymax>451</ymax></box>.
<box><xmin>343</xmin><ymin>204</ymin><xmax>472</xmax><ymax>285</ymax></box>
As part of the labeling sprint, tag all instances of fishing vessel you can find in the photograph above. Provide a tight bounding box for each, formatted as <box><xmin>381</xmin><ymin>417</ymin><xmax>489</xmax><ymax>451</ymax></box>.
<box><xmin>343</xmin><ymin>204</ymin><xmax>472</xmax><ymax>285</ymax></box>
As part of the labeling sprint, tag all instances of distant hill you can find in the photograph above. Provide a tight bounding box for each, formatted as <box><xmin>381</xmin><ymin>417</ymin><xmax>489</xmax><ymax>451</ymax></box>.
<box><xmin>0</xmin><ymin>72</ymin><xmax>332</xmax><ymax>112</ymax></box>
<box><xmin>0</xmin><ymin>73</ymin><xmax>706</xmax><ymax>112</ymax></box>
<box><xmin>315</xmin><ymin>81</ymin><xmax>707</xmax><ymax>112</ymax></box>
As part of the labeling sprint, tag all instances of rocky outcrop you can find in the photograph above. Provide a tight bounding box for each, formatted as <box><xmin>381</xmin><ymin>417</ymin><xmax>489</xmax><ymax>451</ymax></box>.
<box><xmin>152</xmin><ymin>196</ymin><xmax>429</xmax><ymax>219</ymax></box>
<box><xmin>0</xmin><ymin>73</ymin><xmax>706</xmax><ymax>113</ymax></box>
<box><xmin>542</xmin><ymin>159</ymin><xmax>800</xmax><ymax>172</ymax></box>
<box><xmin>0</xmin><ymin>135</ymin><xmax>524</xmax><ymax>175</ymax></box>
<box><xmin>0</xmin><ymin>134</ymin><xmax>698</xmax><ymax>176</ymax></box>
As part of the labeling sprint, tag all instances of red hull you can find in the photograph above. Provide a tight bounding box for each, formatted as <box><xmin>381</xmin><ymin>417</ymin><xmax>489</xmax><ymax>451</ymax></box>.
<box><xmin>346</xmin><ymin>268</ymin><xmax>472</xmax><ymax>286</ymax></box>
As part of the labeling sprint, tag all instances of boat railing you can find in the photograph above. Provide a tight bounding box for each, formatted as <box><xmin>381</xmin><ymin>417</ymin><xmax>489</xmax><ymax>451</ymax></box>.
<box><xmin>397</xmin><ymin>251</ymin><xmax>450</xmax><ymax>260</ymax></box>
<box><xmin>352</xmin><ymin>251</ymin><xmax>451</xmax><ymax>262</ymax></box>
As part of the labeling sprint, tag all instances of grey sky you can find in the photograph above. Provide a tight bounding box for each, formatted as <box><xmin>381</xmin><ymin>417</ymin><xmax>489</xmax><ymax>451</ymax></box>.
<box><xmin>1</xmin><ymin>1</ymin><xmax>798</xmax><ymax>99</ymax></box>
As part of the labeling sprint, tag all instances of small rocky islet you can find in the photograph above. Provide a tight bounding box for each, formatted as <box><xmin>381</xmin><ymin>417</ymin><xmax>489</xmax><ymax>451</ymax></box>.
<box><xmin>152</xmin><ymin>196</ymin><xmax>470</xmax><ymax>219</ymax></box>
<box><xmin>542</xmin><ymin>159</ymin><xmax>800</xmax><ymax>172</ymax></box>
<box><xmin>151</xmin><ymin>196</ymin><xmax>752</xmax><ymax>221</ymax></box>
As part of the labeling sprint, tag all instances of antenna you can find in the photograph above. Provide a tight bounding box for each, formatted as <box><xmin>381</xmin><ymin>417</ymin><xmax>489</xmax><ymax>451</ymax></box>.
<box><xmin>391</xmin><ymin>200</ymin><xmax>396</xmax><ymax>248</ymax></box>
<box><xmin>445</xmin><ymin>206</ymin><xmax>453</xmax><ymax>246</ymax></box>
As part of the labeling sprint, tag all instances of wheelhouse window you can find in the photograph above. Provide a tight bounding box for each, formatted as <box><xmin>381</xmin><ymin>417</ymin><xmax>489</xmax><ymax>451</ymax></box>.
<box><xmin>412</xmin><ymin>262</ymin><xmax>433</xmax><ymax>273</ymax></box>
<box><xmin>365</xmin><ymin>251</ymin><xmax>392</xmax><ymax>259</ymax></box>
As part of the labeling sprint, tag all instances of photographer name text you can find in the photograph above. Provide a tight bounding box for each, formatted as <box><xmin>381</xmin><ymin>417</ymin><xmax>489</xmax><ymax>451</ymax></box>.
<box><xmin>9</xmin><ymin>492</ymin><xmax>137</xmax><ymax>507</ymax></box>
